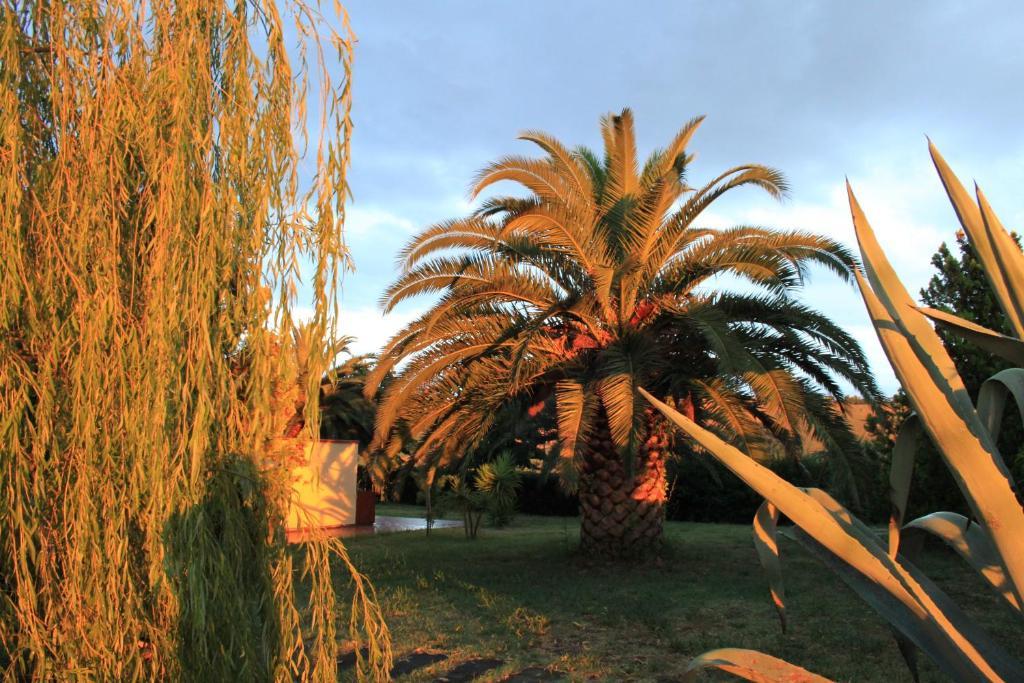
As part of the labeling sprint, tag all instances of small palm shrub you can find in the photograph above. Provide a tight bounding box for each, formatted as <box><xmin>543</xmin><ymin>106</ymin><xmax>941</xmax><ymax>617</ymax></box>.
<box><xmin>435</xmin><ymin>475</ymin><xmax>488</xmax><ymax>540</ymax></box>
<box><xmin>475</xmin><ymin>452</ymin><xmax>524</xmax><ymax>527</ymax></box>
<box><xmin>433</xmin><ymin>454</ymin><xmax>524</xmax><ymax>537</ymax></box>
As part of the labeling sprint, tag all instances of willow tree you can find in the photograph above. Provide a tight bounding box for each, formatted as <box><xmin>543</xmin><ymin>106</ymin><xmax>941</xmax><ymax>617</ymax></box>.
<box><xmin>367</xmin><ymin>110</ymin><xmax>878</xmax><ymax>559</ymax></box>
<box><xmin>1</xmin><ymin>1</ymin><xmax>387</xmax><ymax>680</ymax></box>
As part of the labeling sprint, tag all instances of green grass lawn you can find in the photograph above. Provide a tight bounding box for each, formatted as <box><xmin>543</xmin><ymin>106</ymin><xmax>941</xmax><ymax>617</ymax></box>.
<box><xmin>336</xmin><ymin>504</ymin><xmax>1022</xmax><ymax>682</ymax></box>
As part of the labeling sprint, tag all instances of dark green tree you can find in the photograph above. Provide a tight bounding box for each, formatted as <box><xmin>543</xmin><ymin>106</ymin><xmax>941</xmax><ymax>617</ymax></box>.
<box><xmin>866</xmin><ymin>230</ymin><xmax>1024</xmax><ymax>518</ymax></box>
<box><xmin>921</xmin><ymin>230</ymin><xmax>1023</xmax><ymax>479</ymax></box>
<box><xmin>319</xmin><ymin>340</ymin><xmax>378</xmax><ymax>447</ymax></box>
<box><xmin>921</xmin><ymin>230</ymin><xmax>1021</xmax><ymax>399</ymax></box>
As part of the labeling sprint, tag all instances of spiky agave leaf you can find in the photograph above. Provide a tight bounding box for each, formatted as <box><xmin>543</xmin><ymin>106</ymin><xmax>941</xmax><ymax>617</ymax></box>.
<box><xmin>917</xmin><ymin>306</ymin><xmax>1024</xmax><ymax>366</ymax></box>
<box><xmin>641</xmin><ymin>388</ymin><xmax>1024</xmax><ymax>681</ymax></box>
<box><xmin>929</xmin><ymin>143</ymin><xmax>1024</xmax><ymax>337</ymax></box>
<box><xmin>902</xmin><ymin>512</ymin><xmax>1020</xmax><ymax>613</ymax></box>
<box><xmin>681</xmin><ymin>648</ymin><xmax>832</xmax><ymax>682</ymax></box>
<box><xmin>888</xmin><ymin>415</ymin><xmax>922</xmax><ymax>558</ymax></box>
<box><xmin>752</xmin><ymin>501</ymin><xmax>786</xmax><ymax>632</ymax></box>
<box><xmin>976</xmin><ymin>368</ymin><xmax>1024</xmax><ymax>445</ymax></box>
<box><xmin>850</xmin><ymin>186</ymin><xmax>1024</xmax><ymax>608</ymax></box>
<box><xmin>643</xmin><ymin>143</ymin><xmax>1024</xmax><ymax>681</ymax></box>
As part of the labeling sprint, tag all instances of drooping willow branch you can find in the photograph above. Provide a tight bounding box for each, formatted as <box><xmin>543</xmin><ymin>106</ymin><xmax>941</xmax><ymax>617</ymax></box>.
<box><xmin>0</xmin><ymin>0</ymin><xmax>388</xmax><ymax>679</ymax></box>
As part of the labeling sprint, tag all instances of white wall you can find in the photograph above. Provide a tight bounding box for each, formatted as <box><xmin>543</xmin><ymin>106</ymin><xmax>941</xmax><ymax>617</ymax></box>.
<box><xmin>286</xmin><ymin>440</ymin><xmax>359</xmax><ymax>530</ymax></box>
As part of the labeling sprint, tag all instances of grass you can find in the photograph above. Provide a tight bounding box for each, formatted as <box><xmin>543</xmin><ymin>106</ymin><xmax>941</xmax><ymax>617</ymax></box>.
<box><xmin>336</xmin><ymin>504</ymin><xmax>1022</xmax><ymax>682</ymax></box>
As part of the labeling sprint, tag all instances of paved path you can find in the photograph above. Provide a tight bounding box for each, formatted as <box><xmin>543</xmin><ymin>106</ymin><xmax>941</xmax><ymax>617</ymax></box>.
<box><xmin>288</xmin><ymin>515</ymin><xmax>463</xmax><ymax>542</ymax></box>
<box><xmin>340</xmin><ymin>515</ymin><xmax>464</xmax><ymax>538</ymax></box>
<box><xmin>500</xmin><ymin>667</ymin><xmax>566</xmax><ymax>682</ymax></box>
<box><xmin>389</xmin><ymin>650</ymin><xmax>449</xmax><ymax>677</ymax></box>
<box><xmin>433</xmin><ymin>658</ymin><xmax>504</xmax><ymax>682</ymax></box>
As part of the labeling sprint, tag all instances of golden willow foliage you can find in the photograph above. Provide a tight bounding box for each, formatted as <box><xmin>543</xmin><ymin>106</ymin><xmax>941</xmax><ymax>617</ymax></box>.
<box><xmin>1</xmin><ymin>0</ymin><xmax>388</xmax><ymax>680</ymax></box>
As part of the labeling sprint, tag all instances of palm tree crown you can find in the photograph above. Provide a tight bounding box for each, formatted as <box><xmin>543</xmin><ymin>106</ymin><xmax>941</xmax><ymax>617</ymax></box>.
<box><xmin>367</xmin><ymin>110</ymin><xmax>878</xmax><ymax>518</ymax></box>
<box><xmin>319</xmin><ymin>343</ymin><xmax>378</xmax><ymax>446</ymax></box>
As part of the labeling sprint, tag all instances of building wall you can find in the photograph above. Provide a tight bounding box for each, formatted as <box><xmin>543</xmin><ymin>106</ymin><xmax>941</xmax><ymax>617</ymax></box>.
<box><xmin>287</xmin><ymin>440</ymin><xmax>359</xmax><ymax>530</ymax></box>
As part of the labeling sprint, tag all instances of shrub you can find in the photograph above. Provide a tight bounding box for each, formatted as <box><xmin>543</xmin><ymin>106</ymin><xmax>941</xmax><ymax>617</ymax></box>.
<box><xmin>475</xmin><ymin>452</ymin><xmax>523</xmax><ymax>527</ymax></box>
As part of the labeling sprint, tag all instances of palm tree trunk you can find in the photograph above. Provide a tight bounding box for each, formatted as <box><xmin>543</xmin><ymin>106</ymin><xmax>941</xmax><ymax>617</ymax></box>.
<box><xmin>578</xmin><ymin>409</ymin><xmax>669</xmax><ymax>558</ymax></box>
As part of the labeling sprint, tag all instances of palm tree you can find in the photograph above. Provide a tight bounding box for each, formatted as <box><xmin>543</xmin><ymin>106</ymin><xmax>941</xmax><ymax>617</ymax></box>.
<box><xmin>255</xmin><ymin>328</ymin><xmax>376</xmax><ymax>447</ymax></box>
<box><xmin>366</xmin><ymin>109</ymin><xmax>878</xmax><ymax>558</ymax></box>
<box><xmin>319</xmin><ymin>345</ymin><xmax>378</xmax><ymax>447</ymax></box>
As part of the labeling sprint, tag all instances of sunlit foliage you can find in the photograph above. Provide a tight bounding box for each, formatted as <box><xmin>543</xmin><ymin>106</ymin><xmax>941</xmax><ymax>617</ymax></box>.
<box><xmin>1</xmin><ymin>0</ymin><xmax>388</xmax><ymax>678</ymax></box>
<box><xmin>368</xmin><ymin>109</ymin><xmax>878</xmax><ymax>557</ymax></box>
<box><xmin>645</xmin><ymin>144</ymin><xmax>1024</xmax><ymax>681</ymax></box>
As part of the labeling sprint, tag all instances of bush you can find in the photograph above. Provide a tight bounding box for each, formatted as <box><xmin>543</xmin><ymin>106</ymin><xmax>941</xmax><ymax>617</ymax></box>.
<box><xmin>511</xmin><ymin>453</ymin><xmax>884</xmax><ymax>524</ymax></box>
<box><xmin>474</xmin><ymin>452</ymin><xmax>523</xmax><ymax>527</ymax></box>
<box><xmin>666</xmin><ymin>449</ymin><xmax>892</xmax><ymax>524</ymax></box>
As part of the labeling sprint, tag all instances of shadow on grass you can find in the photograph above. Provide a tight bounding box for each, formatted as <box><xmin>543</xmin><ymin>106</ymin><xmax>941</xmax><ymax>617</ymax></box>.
<box><xmin>338</xmin><ymin>508</ymin><xmax>1024</xmax><ymax>682</ymax></box>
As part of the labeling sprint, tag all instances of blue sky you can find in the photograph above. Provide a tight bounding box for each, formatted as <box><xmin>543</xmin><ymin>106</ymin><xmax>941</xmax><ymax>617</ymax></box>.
<box><xmin>323</xmin><ymin>1</ymin><xmax>1024</xmax><ymax>395</ymax></box>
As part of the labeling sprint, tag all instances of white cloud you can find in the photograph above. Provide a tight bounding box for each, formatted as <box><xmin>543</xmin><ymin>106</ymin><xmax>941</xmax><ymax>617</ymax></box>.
<box><xmin>336</xmin><ymin>304</ymin><xmax>425</xmax><ymax>357</ymax></box>
<box><xmin>344</xmin><ymin>205</ymin><xmax>417</xmax><ymax>237</ymax></box>
<box><xmin>344</xmin><ymin>194</ymin><xmax>478</xmax><ymax>239</ymax></box>
<box><xmin>335</xmin><ymin>155</ymin><xmax>1017</xmax><ymax>397</ymax></box>
<box><xmin>701</xmin><ymin>162</ymin><xmax>949</xmax><ymax>283</ymax></box>
<box><xmin>847</xmin><ymin>323</ymin><xmax>898</xmax><ymax>396</ymax></box>
<box><xmin>288</xmin><ymin>303</ymin><xmax>423</xmax><ymax>360</ymax></box>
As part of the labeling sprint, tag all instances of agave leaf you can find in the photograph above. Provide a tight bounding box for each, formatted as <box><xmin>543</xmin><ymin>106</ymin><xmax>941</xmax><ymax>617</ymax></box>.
<box><xmin>797</xmin><ymin>490</ymin><xmax>922</xmax><ymax>678</ymax></box>
<box><xmin>976</xmin><ymin>368</ymin><xmax>1024</xmax><ymax>447</ymax></box>
<box><xmin>889</xmin><ymin>415</ymin><xmax>922</xmax><ymax>558</ymax></box>
<box><xmin>752</xmin><ymin>501</ymin><xmax>786</xmax><ymax>632</ymax></box>
<box><xmin>903</xmin><ymin>512</ymin><xmax>1021</xmax><ymax>613</ymax></box>
<box><xmin>682</xmin><ymin>648</ymin><xmax>832</xmax><ymax>683</ymax></box>
<box><xmin>928</xmin><ymin>142</ymin><xmax>1024</xmax><ymax>337</ymax></box>
<box><xmin>793</xmin><ymin>487</ymin><xmax>1022</xmax><ymax>679</ymax></box>
<box><xmin>640</xmin><ymin>387</ymin><xmax>1023</xmax><ymax>681</ymax></box>
<box><xmin>640</xmin><ymin>389</ymin><xmax>911</xmax><ymax>597</ymax></box>
<box><xmin>789</xmin><ymin>526</ymin><xmax>1024</xmax><ymax>682</ymax></box>
<box><xmin>976</xmin><ymin>185</ymin><xmax>1024</xmax><ymax>331</ymax></box>
<box><xmin>801</xmin><ymin>487</ymin><xmax>882</xmax><ymax>544</ymax></box>
<box><xmin>847</xmin><ymin>183</ymin><xmax>973</xmax><ymax>415</ymax></box>
<box><xmin>890</xmin><ymin>625</ymin><xmax>922</xmax><ymax>683</ymax></box>
<box><xmin>850</xmin><ymin>199</ymin><xmax>1024</xmax><ymax>609</ymax></box>
<box><xmin>918</xmin><ymin>307</ymin><xmax>1024</xmax><ymax>367</ymax></box>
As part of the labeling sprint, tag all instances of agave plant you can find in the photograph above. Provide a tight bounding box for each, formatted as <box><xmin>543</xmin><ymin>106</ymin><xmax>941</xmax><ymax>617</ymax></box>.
<box><xmin>642</xmin><ymin>143</ymin><xmax>1024</xmax><ymax>681</ymax></box>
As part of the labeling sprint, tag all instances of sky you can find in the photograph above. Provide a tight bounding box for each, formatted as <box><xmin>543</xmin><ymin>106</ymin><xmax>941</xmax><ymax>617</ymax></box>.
<box><xmin>324</xmin><ymin>1</ymin><xmax>1024</xmax><ymax>395</ymax></box>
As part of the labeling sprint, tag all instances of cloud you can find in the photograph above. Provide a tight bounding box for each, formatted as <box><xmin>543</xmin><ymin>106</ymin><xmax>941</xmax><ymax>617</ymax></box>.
<box><xmin>291</xmin><ymin>302</ymin><xmax>424</xmax><ymax>360</ymax></box>
<box><xmin>336</xmin><ymin>304</ymin><xmax>424</xmax><ymax>358</ymax></box>
<box><xmin>345</xmin><ymin>205</ymin><xmax>416</xmax><ymax>237</ymax></box>
<box><xmin>328</xmin><ymin>0</ymin><xmax>1024</xmax><ymax>397</ymax></box>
